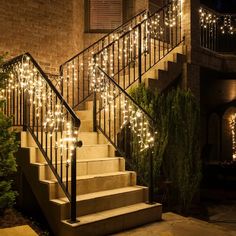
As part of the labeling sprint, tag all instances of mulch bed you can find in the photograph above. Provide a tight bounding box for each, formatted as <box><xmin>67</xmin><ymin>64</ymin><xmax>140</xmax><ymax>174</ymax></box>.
<box><xmin>0</xmin><ymin>208</ymin><xmax>51</xmax><ymax>235</ymax></box>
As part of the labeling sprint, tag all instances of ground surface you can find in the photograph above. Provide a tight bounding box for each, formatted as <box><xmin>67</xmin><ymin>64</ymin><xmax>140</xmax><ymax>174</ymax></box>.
<box><xmin>1</xmin><ymin>200</ymin><xmax>235</xmax><ymax>236</ymax></box>
<box><xmin>0</xmin><ymin>208</ymin><xmax>49</xmax><ymax>235</ymax></box>
<box><xmin>0</xmin><ymin>225</ymin><xmax>37</xmax><ymax>236</ymax></box>
<box><xmin>115</xmin><ymin>212</ymin><xmax>236</xmax><ymax>236</ymax></box>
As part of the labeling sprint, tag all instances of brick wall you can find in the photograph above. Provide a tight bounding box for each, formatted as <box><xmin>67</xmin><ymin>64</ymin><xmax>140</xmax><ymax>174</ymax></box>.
<box><xmin>0</xmin><ymin>0</ymin><xmax>85</xmax><ymax>74</ymax></box>
<box><xmin>0</xmin><ymin>0</ymin><xmax>151</xmax><ymax>74</ymax></box>
<box><xmin>134</xmin><ymin>0</ymin><xmax>149</xmax><ymax>14</ymax></box>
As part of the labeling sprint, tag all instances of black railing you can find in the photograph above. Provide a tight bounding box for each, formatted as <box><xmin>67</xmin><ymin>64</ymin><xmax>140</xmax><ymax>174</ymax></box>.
<box><xmin>1</xmin><ymin>53</ymin><xmax>81</xmax><ymax>223</ymax></box>
<box><xmin>93</xmin><ymin>0</ymin><xmax>182</xmax><ymax>90</ymax></box>
<box><xmin>200</xmin><ymin>6</ymin><xmax>236</xmax><ymax>53</ymax></box>
<box><xmin>59</xmin><ymin>9</ymin><xmax>148</xmax><ymax>109</ymax></box>
<box><xmin>94</xmin><ymin>66</ymin><xmax>156</xmax><ymax>203</ymax></box>
<box><xmin>59</xmin><ymin>0</ymin><xmax>182</xmax><ymax>203</ymax></box>
<box><xmin>60</xmin><ymin>0</ymin><xmax>182</xmax><ymax>109</ymax></box>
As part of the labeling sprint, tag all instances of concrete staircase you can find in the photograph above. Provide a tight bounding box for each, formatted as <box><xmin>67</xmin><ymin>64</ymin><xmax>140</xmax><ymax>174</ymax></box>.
<box><xmin>143</xmin><ymin>44</ymin><xmax>186</xmax><ymax>92</ymax></box>
<box><xmin>16</xmin><ymin>100</ymin><xmax>162</xmax><ymax>236</ymax></box>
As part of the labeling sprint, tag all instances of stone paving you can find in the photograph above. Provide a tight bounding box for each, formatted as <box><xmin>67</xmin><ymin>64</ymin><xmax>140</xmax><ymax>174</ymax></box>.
<box><xmin>0</xmin><ymin>225</ymin><xmax>37</xmax><ymax>236</ymax></box>
<box><xmin>114</xmin><ymin>212</ymin><xmax>236</xmax><ymax>236</ymax></box>
<box><xmin>208</xmin><ymin>202</ymin><xmax>236</xmax><ymax>232</ymax></box>
<box><xmin>1</xmin><ymin>210</ymin><xmax>236</xmax><ymax>236</ymax></box>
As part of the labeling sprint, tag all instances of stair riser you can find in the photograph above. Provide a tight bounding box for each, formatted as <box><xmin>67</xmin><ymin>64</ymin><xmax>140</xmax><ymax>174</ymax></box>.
<box><xmin>76</xmin><ymin>145</ymin><xmax>114</xmax><ymax>159</ymax></box>
<box><xmin>47</xmin><ymin>172</ymin><xmax>136</xmax><ymax>199</ymax></box>
<box><xmin>27</xmin><ymin>145</ymin><xmax>112</xmax><ymax>163</ymax></box>
<box><xmin>60</xmin><ymin>188</ymin><xmax>148</xmax><ymax>219</ymax></box>
<box><xmin>38</xmin><ymin>158</ymin><xmax>125</xmax><ymax>180</ymax></box>
<box><xmin>78</xmin><ymin>132</ymin><xmax>106</xmax><ymax>145</ymax></box>
<box><xmin>80</xmin><ymin>120</ymin><xmax>93</xmax><ymax>132</ymax></box>
<box><xmin>142</xmin><ymin>44</ymin><xmax>185</xmax><ymax>81</ymax></box>
<box><xmin>76</xmin><ymin>110</ymin><xmax>93</xmax><ymax>120</ymax></box>
<box><xmin>24</xmin><ymin>132</ymin><xmax>106</xmax><ymax>147</ymax></box>
<box><xmin>61</xmin><ymin>204</ymin><xmax>162</xmax><ymax>236</ymax></box>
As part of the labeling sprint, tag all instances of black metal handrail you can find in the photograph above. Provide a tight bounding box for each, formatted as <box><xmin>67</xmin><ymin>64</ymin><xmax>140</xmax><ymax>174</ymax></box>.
<box><xmin>60</xmin><ymin>0</ymin><xmax>182</xmax><ymax>111</ymax></box>
<box><xmin>59</xmin><ymin>9</ymin><xmax>148</xmax><ymax>110</ymax></box>
<box><xmin>58</xmin><ymin>0</ymin><xmax>182</xmax><ymax>203</ymax></box>
<box><xmin>199</xmin><ymin>6</ymin><xmax>236</xmax><ymax>53</ymax></box>
<box><xmin>94</xmin><ymin>66</ymin><xmax>156</xmax><ymax>203</ymax></box>
<box><xmin>61</xmin><ymin>9</ymin><xmax>148</xmax><ymax>67</ymax></box>
<box><xmin>1</xmin><ymin>53</ymin><xmax>81</xmax><ymax>223</ymax></box>
<box><xmin>93</xmin><ymin>0</ymin><xmax>182</xmax><ymax>91</ymax></box>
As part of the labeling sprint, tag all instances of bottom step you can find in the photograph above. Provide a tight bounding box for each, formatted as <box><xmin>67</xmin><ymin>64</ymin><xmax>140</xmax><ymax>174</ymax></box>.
<box><xmin>61</xmin><ymin>202</ymin><xmax>162</xmax><ymax>236</ymax></box>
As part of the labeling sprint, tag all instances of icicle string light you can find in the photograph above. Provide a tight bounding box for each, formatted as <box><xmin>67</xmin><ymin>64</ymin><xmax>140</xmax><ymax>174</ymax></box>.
<box><xmin>86</xmin><ymin>0</ymin><xmax>181</xmax><ymax>83</ymax></box>
<box><xmin>229</xmin><ymin>114</ymin><xmax>236</xmax><ymax>161</ymax></box>
<box><xmin>199</xmin><ymin>7</ymin><xmax>235</xmax><ymax>35</ymax></box>
<box><xmin>94</xmin><ymin>68</ymin><xmax>155</xmax><ymax>151</ymax></box>
<box><xmin>1</xmin><ymin>55</ymin><xmax>79</xmax><ymax>164</ymax></box>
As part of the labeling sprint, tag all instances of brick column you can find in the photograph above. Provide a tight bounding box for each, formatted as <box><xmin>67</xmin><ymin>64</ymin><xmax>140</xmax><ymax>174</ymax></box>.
<box><xmin>180</xmin><ymin>0</ymin><xmax>201</xmax><ymax>99</ymax></box>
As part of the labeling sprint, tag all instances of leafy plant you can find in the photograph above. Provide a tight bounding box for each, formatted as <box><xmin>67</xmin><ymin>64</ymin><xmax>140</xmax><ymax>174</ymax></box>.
<box><xmin>129</xmin><ymin>84</ymin><xmax>170</xmax><ymax>184</ymax></box>
<box><xmin>129</xmin><ymin>84</ymin><xmax>201</xmax><ymax>213</ymax></box>
<box><xmin>0</xmin><ymin>55</ymin><xmax>18</xmax><ymax>214</ymax></box>
<box><xmin>162</xmin><ymin>88</ymin><xmax>201</xmax><ymax>213</ymax></box>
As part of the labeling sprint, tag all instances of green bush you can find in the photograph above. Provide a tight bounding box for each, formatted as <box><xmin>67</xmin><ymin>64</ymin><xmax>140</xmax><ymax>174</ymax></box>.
<box><xmin>0</xmin><ymin>55</ymin><xmax>18</xmax><ymax>214</ymax></box>
<box><xmin>161</xmin><ymin>88</ymin><xmax>201</xmax><ymax>213</ymax></box>
<box><xmin>130</xmin><ymin>84</ymin><xmax>201</xmax><ymax>213</ymax></box>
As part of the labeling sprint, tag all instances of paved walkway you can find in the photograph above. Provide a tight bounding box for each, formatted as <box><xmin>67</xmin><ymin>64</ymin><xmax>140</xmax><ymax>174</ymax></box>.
<box><xmin>0</xmin><ymin>225</ymin><xmax>37</xmax><ymax>236</ymax></box>
<box><xmin>114</xmin><ymin>212</ymin><xmax>236</xmax><ymax>236</ymax></box>
<box><xmin>1</xmin><ymin>212</ymin><xmax>235</xmax><ymax>236</ymax></box>
<box><xmin>208</xmin><ymin>202</ymin><xmax>236</xmax><ymax>232</ymax></box>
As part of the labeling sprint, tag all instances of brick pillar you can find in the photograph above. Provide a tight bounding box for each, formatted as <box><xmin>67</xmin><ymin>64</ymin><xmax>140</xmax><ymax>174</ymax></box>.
<box><xmin>181</xmin><ymin>0</ymin><xmax>201</xmax><ymax>99</ymax></box>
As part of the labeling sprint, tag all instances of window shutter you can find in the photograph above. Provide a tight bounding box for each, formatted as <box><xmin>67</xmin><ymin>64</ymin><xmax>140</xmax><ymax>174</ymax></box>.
<box><xmin>89</xmin><ymin>0</ymin><xmax>123</xmax><ymax>30</ymax></box>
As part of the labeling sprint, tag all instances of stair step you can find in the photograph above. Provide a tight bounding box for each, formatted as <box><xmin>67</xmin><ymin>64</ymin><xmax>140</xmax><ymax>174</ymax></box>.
<box><xmin>51</xmin><ymin>186</ymin><xmax>148</xmax><ymax>218</ymax></box>
<box><xmin>76</xmin><ymin>110</ymin><xmax>92</xmax><ymax>120</ymax></box>
<box><xmin>23</xmin><ymin>131</ymin><xmax>107</xmax><ymax>148</ymax></box>
<box><xmin>43</xmin><ymin>171</ymin><xmax>136</xmax><ymax>198</ymax></box>
<box><xmin>61</xmin><ymin>202</ymin><xmax>162</xmax><ymax>235</ymax></box>
<box><xmin>78</xmin><ymin>132</ymin><xmax>106</xmax><ymax>145</ymax></box>
<box><xmin>76</xmin><ymin>144</ymin><xmax>114</xmax><ymax>159</ymax></box>
<box><xmin>80</xmin><ymin>119</ymin><xmax>93</xmax><ymax>132</ymax></box>
<box><xmin>35</xmin><ymin>157</ymin><xmax>125</xmax><ymax>180</ymax></box>
<box><xmin>28</xmin><ymin>144</ymin><xmax>113</xmax><ymax>163</ymax></box>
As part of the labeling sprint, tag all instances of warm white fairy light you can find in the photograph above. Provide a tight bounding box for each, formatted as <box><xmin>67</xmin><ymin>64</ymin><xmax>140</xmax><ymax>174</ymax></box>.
<box><xmin>165</xmin><ymin>0</ymin><xmax>181</xmax><ymax>28</ymax></box>
<box><xmin>199</xmin><ymin>7</ymin><xmax>217</xmax><ymax>33</ymax></box>
<box><xmin>2</xmin><ymin>55</ymin><xmax>80</xmax><ymax>164</ymax></box>
<box><xmin>229</xmin><ymin>114</ymin><xmax>236</xmax><ymax>161</ymax></box>
<box><xmin>149</xmin><ymin>13</ymin><xmax>163</xmax><ymax>40</ymax></box>
<box><xmin>220</xmin><ymin>15</ymin><xmax>234</xmax><ymax>35</ymax></box>
<box><xmin>199</xmin><ymin>7</ymin><xmax>235</xmax><ymax>35</ymax></box>
<box><xmin>59</xmin><ymin>4</ymin><xmax>183</xmax><ymax>153</ymax></box>
<box><xmin>91</xmin><ymin>69</ymin><xmax>155</xmax><ymax>151</ymax></box>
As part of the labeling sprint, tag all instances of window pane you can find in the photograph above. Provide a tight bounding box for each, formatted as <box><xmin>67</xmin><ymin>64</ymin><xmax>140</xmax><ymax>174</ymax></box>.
<box><xmin>90</xmin><ymin>0</ymin><xmax>123</xmax><ymax>30</ymax></box>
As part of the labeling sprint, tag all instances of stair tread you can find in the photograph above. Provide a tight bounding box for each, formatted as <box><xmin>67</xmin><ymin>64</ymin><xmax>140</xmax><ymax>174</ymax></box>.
<box><xmin>43</xmin><ymin>171</ymin><xmax>133</xmax><ymax>183</ymax></box>
<box><xmin>29</xmin><ymin>144</ymin><xmax>110</xmax><ymax>149</ymax></box>
<box><xmin>62</xmin><ymin>202</ymin><xmax>161</xmax><ymax>226</ymax></box>
<box><xmin>33</xmin><ymin>157</ymin><xmax>123</xmax><ymax>165</ymax></box>
<box><xmin>51</xmin><ymin>186</ymin><xmax>146</xmax><ymax>204</ymax></box>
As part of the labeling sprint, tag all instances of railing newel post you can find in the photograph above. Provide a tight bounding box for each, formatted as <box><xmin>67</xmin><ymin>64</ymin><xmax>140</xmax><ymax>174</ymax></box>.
<box><xmin>93</xmin><ymin>91</ymin><xmax>97</xmax><ymax>132</ymax></box>
<box><xmin>148</xmin><ymin>145</ymin><xmax>154</xmax><ymax>204</ymax></box>
<box><xmin>69</xmin><ymin>122</ymin><xmax>82</xmax><ymax>224</ymax></box>
<box><xmin>69</xmin><ymin>145</ymin><xmax>77</xmax><ymax>223</ymax></box>
<box><xmin>138</xmin><ymin>24</ymin><xmax>142</xmax><ymax>84</ymax></box>
<box><xmin>23</xmin><ymin>91</ymin><xmax>28</xmax><ymax>131</ymax></box>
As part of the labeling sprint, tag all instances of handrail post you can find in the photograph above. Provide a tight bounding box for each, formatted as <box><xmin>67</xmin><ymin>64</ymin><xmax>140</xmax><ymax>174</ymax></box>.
<box><xmin>23</xmin><ymin>91</ymin><xmax>28</xmax><ymax>131</ymax></box>
<box><xmin>70</xmin><ymin>147</ymin><xmax>77</xmax><ymax>223</ymax></box>
<box><xmin>69</xmin><ymin>132</ymin><xmax>82</xmax><ymax>223</ymax></box>
<box><xmin>148</xmin><ymin>146</ymin><xmax>154</xmax><ymax>204</ymax></box>
<box><xmin>138</xmin><ymin>24</ymin><xmax>142</xmax><ymax>84</ymax></box>
<box><xmin>93</xmin><ymin>91</ymin><xmax>97</xmax><ymax>132</ymax></box>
